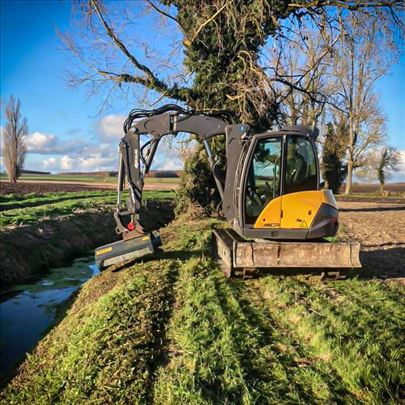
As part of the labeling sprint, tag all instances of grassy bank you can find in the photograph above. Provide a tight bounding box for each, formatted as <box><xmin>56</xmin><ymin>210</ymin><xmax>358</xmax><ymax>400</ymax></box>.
<box><xmin>2</xmin><ymin>214</ymin><xmax>403</xmax><ymax>404</ymax></box>
<box><xmin>0</xmin><ymin>190</ymin><xmax>175</xmax><ymax>287</ymax></box>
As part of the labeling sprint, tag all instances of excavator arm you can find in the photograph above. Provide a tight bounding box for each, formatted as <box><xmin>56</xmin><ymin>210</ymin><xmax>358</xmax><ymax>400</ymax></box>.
<box><xmin>114</xmin><ymin>104</ymin><xmax>248</xmax><ymax>240</ymax></box>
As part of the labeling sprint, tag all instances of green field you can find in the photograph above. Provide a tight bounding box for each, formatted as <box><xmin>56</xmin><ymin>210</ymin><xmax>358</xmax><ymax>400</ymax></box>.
<box><xmin>2</xmin><ymin>212</ymin><xmax>404</xmax><ymax>404</ymax></box>
<box><xmin>0</xmin><ymin>173</ymin><xmax>180</xmax><ymax>184</ymax></box>
<box><xmin>0</xmin><ymin>190</ymin><xmax>175</xmax><ymax>227</ymax></box>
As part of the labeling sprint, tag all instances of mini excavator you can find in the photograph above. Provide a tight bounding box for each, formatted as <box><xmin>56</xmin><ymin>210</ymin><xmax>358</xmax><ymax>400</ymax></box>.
<box><xmin>95</xmin><ymin>104</ymin><xmax>361</xmax><ymax>276</ymax></box>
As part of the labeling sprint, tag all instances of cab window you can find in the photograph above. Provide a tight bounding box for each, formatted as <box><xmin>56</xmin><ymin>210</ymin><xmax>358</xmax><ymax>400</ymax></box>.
<box><xmin>245</xmin><ymin>137</ymin><xmax>282</xmax><ymax>224</ymax></box>
<box><xmin>284</xmin><ymin>136</ymin><xmax>317</xmax><ymax>194</ymax></box>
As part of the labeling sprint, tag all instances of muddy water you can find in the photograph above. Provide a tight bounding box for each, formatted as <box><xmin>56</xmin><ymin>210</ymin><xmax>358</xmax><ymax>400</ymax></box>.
<box><xmin>0</xmin><ymin>256</ymin><xmax>99</xmax><ymax>386</ymax></box>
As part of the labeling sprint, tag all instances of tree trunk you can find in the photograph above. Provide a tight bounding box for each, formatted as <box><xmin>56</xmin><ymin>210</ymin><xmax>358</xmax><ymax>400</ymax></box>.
<box><xmin>345</xmin><ymin>117</ymin><xmax>355</xmax><ymax>195</ymax></box>
<box><xmin>345</xmin><ymin>159</ymin><xmax>353</xmax><ymax>195</ymax></box>
<box><xmin>379</xmin><ymin>182</ymin><xmax>384</xmax><ymax>195</ymax></box>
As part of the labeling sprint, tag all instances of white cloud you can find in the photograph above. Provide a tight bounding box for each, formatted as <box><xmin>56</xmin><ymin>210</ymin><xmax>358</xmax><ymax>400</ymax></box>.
<box><xmin>77</xmin><ymin>154</ymin><xmax>117</xmax><ymax>171</ymax></box>
<box><xmin>44</xmin><ymin>153</ymin><xmax>118</xmax><ymax>173</ymax></box>
<box><xmin>25</xmin><ymin>132</ymin><xmax>57</xmax><ymax>152</ymax></box>
<box><xmin>23</xmin><ymin>131</ymin><xmax>87</xmax><ymax>155</ymax></box>
<box><xmin>389</xmin><ymin>150</ymin><xmax>405</xmax><ymax>182</ymax></box>
<box><xmin>60</xmin><ymin>155</ymin><xmax>74</xmax><ymax>170</ymax></box>
<box><xmin>41</xmin><ymin>157</ymin><xmax>57</xmax><ymax>170</ymax></box>
<box><xmin>148</xmin><ymin>143</ymin><xmax>183</xmax><ymax>171</ymax></box>
<box><xmin>97</xmin><ymin>114</ymin><xmax>126</xmax><ymax>141</ymax></box>
<box><xmin>7</xmin><ymin>114</ymin><xmax>188</xmax><ymax>174</ymax></box>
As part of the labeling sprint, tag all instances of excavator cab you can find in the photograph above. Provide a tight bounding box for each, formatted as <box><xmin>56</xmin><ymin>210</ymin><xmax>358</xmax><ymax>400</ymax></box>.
<box><xmin>221</xmin><ymin>127</ymin><xmax>339</xmax><ymax>241</ymax></box>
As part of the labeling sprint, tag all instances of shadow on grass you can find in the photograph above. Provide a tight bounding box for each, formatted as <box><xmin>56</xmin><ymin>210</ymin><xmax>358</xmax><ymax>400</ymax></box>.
<box><xmin>110</xmin><ymin>249</ymin><xmax>206</xmax><ymax>274</ymax></box>
<box><xmin>250</xmin><ymin>246</ymin><xmax>405</xmax><ymax>281</ymax></box>
<box><xmin>112</xmin><ymin>240</ymin><xmax>405</xmax><ymax>282</ymax></box>
<box><xmin>358</xmin><ymin>247</ymin><xmax>405</xmax><ymax>280</ymax></box>
<box><xmin>224</xmin><ymin>281</ymin><xmax>353</xmax><ymax>403</ymax></box>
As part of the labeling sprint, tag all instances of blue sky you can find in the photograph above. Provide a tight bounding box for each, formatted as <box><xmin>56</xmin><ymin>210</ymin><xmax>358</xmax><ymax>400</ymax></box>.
<box><xmin>1</xmin><ymin>0</ymin><xmax>404</xmax><ymax>180</ymax></box>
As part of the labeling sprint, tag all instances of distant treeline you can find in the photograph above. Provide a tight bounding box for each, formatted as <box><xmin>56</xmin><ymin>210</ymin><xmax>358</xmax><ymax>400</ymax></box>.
<box><xmin>57</xmin><ymin>170</ymin><xmax>181</xmax><ymax>178</ymax></box>
<box><xmin>21</xmin><ymin>169</ymin><xmax>51</xmax><ymax>175</ymax></box>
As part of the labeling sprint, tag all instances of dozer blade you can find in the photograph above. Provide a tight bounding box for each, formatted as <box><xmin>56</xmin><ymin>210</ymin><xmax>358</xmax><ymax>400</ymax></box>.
<box><xmin>212</xmin><ymin>228</ymin><xmax>361</xmax><ymax>278</ymax></box>
<box><xmin>95</xmin><ymin>231</ymin><xmax>161</xmax><ymax>270</ymax></box>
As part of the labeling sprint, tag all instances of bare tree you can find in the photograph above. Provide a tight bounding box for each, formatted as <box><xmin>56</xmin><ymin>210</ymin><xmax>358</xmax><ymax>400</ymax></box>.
<box><xmin>331</xmin><ymin>15</ymin><xmax>400</xmax><ymax>194</ymax></box>
<box><xmin>59</xmin><ymin>1</ymin><xmax>403</xmax><ymax>208</ymax></box>
<box><xmin>61</xmin><ymin>1</ymin><xmax>403</xmax><ymax>121</ymax></box>
<box><xmin>268</xmin><ymin>25</ymin><xmax>338</xmax><ymax>128</ymax></box>
<box><xmin>2</xmin><ymin>96</ymin><xmax>28</xmax><ymax>183</ymax></box>
<box><xmin>358</xmin><ymin>147</ymin><xmax>402</xmax><ymax>194</ymax></box>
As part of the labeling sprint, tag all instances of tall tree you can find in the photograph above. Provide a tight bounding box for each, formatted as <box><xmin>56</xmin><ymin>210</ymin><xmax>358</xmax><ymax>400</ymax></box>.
<box><xmin>331</xmin><ymin>15</ymin><xmax>399</xmax><ymax>194</ymax></box>
<box><xmin>2</xmin><ymin>96</ymin><xmax>27</xmax><ymax>183</ymax></box>
<box><xmin>63</xmin><ymin>0</ymin><xmax>403</xmax><ymax>207</ymax></box>
<box><xmin>321</xmin><ymin>121</ymin><xmax>347</xmax><ymax>193</ymax></box>
<box><xmin>63</xmin><ymin>1</ymin><xmax>403</xmax><ymax>124</ymax></box>
<box><xmin>376</xmin><ymin>147</ymin><xmax>401</xmax><ymax>195</ymax></box>
<box><xmin>268</xmin><ymin>22</ymin><xmax>339</xmax><ymax>128</ymax></box>
<box><xmin>358</xmin><ymin>147</ymin><xmax>402</xmax><ymax>194</ymax></box>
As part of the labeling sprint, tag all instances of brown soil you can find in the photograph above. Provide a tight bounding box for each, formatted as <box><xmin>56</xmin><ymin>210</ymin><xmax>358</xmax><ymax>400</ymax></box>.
<box><xmin>336</xmin><ymin>195</ymin><xmax>405</xmax><ymax>204</ymax></box>
<box><xmin>338</xmin><ymin>200</ymin><xmax>405</xmax><ymax>281</ymax></box>
<box><xmin>347</xmin><ymin>182</ymin><xmax>405</xmax><ymax>194</ymax></box>
<box><xmin>0</xmin><ymin>181</ymin><xmax>178</xmax><ymax>195</ymax></box>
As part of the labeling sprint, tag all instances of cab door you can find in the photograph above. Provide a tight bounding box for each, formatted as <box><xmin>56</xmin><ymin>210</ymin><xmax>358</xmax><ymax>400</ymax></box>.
<box><xmin>243</xmin><ymin>136</ymin><xmax>283</xmax><ymax>227</ymax></box>
<box><xmin>280</xmin><ymin>135</ymin><xmax>319</xmax><ymax>229</ymax></box>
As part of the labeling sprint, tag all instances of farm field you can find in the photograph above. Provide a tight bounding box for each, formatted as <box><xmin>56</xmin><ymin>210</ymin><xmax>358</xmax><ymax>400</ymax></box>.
<box><xmin>0</xmin><ymin>179</ymin><xmax>179</xmax><ymax>195</ymax></box>
<box><xmin>0</xmin><ymin>189</ymin><xmax>174</xmax><ymax>227</ymax></box>
<box><xmin>1</xmin><ymin>186</ymin><xmax>404</xmax><ymax>403</ymax></box>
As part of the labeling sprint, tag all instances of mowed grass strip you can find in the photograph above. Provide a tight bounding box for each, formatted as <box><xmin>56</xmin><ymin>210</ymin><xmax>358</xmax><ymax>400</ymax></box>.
<box><xmin>255</xmin><ymin>275</ymin><xmax>405</xmax><ymax>404</ymax></box>
<box><xmin>152</xmin><ymin>219</ymin><xmax>349</xmax><ymax>404</ymax></box>
<box><xmin>230</xmin><ymin>281</ymin><xmax>356</xmax><ymax>403</ymax></box>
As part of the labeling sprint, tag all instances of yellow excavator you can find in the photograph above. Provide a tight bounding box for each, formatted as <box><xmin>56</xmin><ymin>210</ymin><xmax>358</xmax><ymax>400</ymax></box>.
<box><xmin>95</xmin><ymin>104</ymin><xmax>361</xmax><ymax>276</ymax></box>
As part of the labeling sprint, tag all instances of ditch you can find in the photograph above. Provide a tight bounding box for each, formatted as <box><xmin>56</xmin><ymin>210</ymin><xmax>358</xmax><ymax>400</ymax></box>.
<box><xmin>0</xmin><ymin>255</ymin><xmax>99</xmax><ymax>387</ymax></box>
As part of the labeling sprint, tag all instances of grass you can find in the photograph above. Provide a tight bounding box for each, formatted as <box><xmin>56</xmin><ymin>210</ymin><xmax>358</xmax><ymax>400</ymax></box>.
<box><xmin>0</xmin><ymin>190</ymin><xmax>175</xmax><ymax>227</ymax></box>
<box><xmin>2</xmin><ymin>213</ymin><xmax>404</xmax><ymax>404</ymax></box>
<box><xmin>0</xmin><ymin>173</ymin><xmax>117</xmax><ymax>183</ymax></box>
<box><xmin>0</xmin><ymin>173</ymin><xmax>180</xmax><ymax>184</ymax></box>
<box><xmin>0</xmin><ymin>190</ymin><xmax>117</xmax><ymax>211</ymax></box>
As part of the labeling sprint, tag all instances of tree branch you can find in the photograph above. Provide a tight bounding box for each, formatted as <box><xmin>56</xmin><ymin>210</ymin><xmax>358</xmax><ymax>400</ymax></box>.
<box><xmin>144</xmin><ymin>0</ymin><xmax>187</xmax><ymax>37</ymax></box>
<box><xmin>288</xmin><ymin>1</ymin><xmax>404</xmax><ymax>10</ymax></box>
<box><xmin>89</xmin><ymin>0</ymin><xmax>192</xmax><ymax>103</ymax></box>
<box><xmin>187</xmin><ymin>2</ymin><xmax>228</xmax><ymax>47</ymax></box>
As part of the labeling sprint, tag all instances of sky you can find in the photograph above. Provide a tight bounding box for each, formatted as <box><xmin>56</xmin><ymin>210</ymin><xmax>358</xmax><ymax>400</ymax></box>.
<box><xmin>1</xmin><ymin>0</ymin><xmax>404</xmax><ymax>181</ymax></box>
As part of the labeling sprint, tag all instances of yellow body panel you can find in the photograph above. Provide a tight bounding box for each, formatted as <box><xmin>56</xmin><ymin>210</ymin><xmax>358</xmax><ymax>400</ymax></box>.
<box><xmin>254</xmin><ymin>190</ymin><xmax>337</xmax><ymax>229</ymax></box>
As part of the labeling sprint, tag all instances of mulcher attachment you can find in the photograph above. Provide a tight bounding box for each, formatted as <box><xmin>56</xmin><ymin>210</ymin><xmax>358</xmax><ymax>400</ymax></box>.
<box><xmin>95</xmin><ymin>231</ymin><xmax>161</xmax><ymax>270</ymax></box>
<box><xmin>212</xmin><ymin>228</ymin><xmax>361</xmax><ymax>278</ymax></box>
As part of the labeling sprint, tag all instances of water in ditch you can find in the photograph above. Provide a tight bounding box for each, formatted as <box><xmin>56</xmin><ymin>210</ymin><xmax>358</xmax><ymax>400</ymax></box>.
<box><xmin>0</xmin><ymin>256</ymin><xmax>99</xmax><ymax>386</ymax></box>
